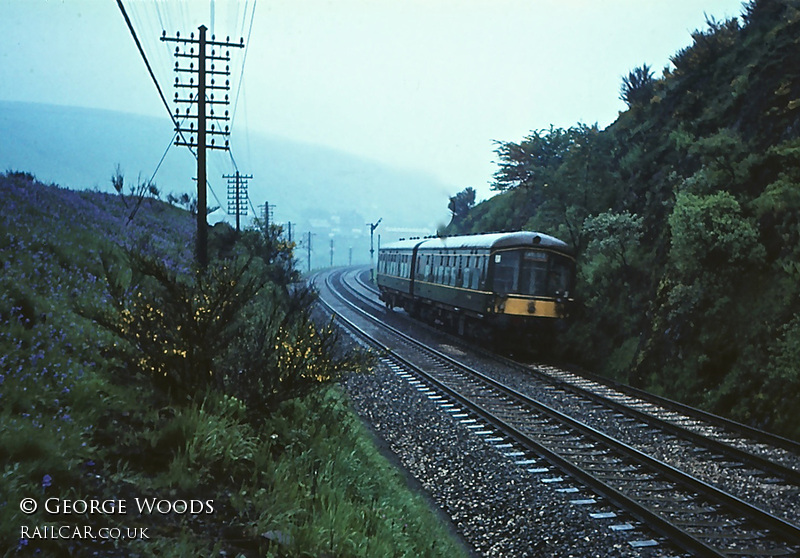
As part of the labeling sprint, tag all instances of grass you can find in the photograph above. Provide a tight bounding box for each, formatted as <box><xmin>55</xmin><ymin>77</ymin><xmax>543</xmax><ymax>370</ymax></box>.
<box><xmin>0</xmin><ymin>171</ymin><xmax>467</xmax><ymax>557</ymax></box>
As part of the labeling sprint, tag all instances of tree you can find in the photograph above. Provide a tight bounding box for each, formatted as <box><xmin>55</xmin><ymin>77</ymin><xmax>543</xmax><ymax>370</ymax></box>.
<box><xmin>491</xmin><ymin>126</ymin><xmax>577</xmax><ymax>192</ymax></box>
<box><xmin>583</xmin><ymin>211</ymin><xmax>643</xmax><ymax>272</ymax></box>
<box><xmin>668</xmin><ymin>191</ymin><xmax>764</xmax><ymax>278</ymax></box>
<box><xmin>620</xmin><ymin>64</ymin><xmax>655</xmax><ymax>107</ymax></box>
<box><xmin>447</xmin><ymin>187</ymin><xmax>476</xmax><ymax>225</ymax></box>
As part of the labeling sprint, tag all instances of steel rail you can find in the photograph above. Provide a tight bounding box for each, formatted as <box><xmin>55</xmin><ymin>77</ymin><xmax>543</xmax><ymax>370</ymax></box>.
<box><xmin>351</xmin><ymin>266</ymin><xmax>800</xmax><ymax>485</ymax></box>
<box><xmin>318</xmin><ymin>271</ymin><xmax>716</xmax><ymax>556</ymax></box>
<box><xmin>324</xmin><ymin>268</ymin><xmax>800</xmax><ymax>556</ymax></box>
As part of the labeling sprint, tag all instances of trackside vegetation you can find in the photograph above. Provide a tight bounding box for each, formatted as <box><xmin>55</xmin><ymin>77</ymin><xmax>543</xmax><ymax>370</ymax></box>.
<box><xmin>0</xmin><ymin>171</ymin><xmax>468</xmax><ymax>557</ymax></box>
<box><xmin>445</xmin><ymin>0</ymin><xmax>800</xmax><ymax>441</ymax></box>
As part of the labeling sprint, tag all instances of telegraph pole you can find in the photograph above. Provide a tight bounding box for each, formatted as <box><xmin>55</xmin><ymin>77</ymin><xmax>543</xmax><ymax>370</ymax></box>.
<box><xmin>330</xmin><ymin>238</ymin><xmax>334</xmax><ymax>267</ymax></box>
<box><xmin>367</xmin><ymin>218</ymin><xmax>382</xmax><ymax>281</ymax></box>
<box><xmin>261</xmin><ymin>202</ymin><xmax>275</xmax><ymax>229</ymax></box>
<box><xmin>162</xmin><ymin>27</ymin><xmax>244</xmax><ymax>268</ymax></box>
<box><xmin>223</xmin><ymin>170</ymin><xmax>252</xmax><ymax>231</ymax></box>
<box><xmin>306</xmin><ymin>231</ymin><xmax>313</xmax><ymax>273</ymax></box>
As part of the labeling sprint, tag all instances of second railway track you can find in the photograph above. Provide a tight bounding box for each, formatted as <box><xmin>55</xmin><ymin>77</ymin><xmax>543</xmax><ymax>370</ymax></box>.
<box><xmin>348</xmin><ymin>266</ymin><xmax>800</xmax><ymax>517</ymax></box>
<box><xmin>317</xmin><ymin>267</ymin><xmax>800</xmax><ymax>557</ymax></box>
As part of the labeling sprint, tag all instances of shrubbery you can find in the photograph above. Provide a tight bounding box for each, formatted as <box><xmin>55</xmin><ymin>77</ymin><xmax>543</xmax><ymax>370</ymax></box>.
<box><xmin>1</xmin><ymin>173</ymin><xmax>464</xmax><ymax>557</ymax></box>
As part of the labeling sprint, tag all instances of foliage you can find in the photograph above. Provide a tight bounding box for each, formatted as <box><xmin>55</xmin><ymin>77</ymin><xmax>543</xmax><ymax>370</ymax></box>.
<box><xmin>111</xmin><ymin>163</ymin><xmax>161</xmax><ymax>224</ymax></box>
<box><xmin>447</xmin><ymin>0</ymin><xmax>800</xmax><ymax>438</ymax></box>
<box><xmin>1</xmin><ymin>173</ymin><xmax>461</xmax><ymax>556</ymax></box>
<box><xmin>88</xmin><ymin>229</ymin><xmax>367</xmax><ymax>421</ymax></box>
<box><xmin>670</xmin><ymin>15</ymin><xmax>740</xmax><ymax>75</ymax></box>
<box><xmin>583</xmin><ymin>211</ymin><xmax>644</xmax><ymax>273</ymax></box>
<box><xmin>95</xmin><ymin>251</ymin><xmax>268</xmax><ymax>401</ymax></box>
<box><xmin>491</xmin><ymin>125</ymin><xmax>579</xmax><ymax>193</ymax></box>
<box><xmin>668</xmin><ymin>191</ymin><xmax>765</xmax><ymax>277</ymax></box>
<box><xmin>620</xmin><ymin>64</ymin><xmax>655</xmax><ymax>107</ymax></box>
<box><xmin>447</xmin><ymin>187</ymin><xmax>476</xmax><ymax>226</ymax></box>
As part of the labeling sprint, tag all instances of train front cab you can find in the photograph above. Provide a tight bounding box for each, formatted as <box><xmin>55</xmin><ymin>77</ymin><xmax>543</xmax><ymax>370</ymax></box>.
<box><xmin>487</xmin><ymin>244</ymin><xmax>575</xmax><ymax>348</ymax></box>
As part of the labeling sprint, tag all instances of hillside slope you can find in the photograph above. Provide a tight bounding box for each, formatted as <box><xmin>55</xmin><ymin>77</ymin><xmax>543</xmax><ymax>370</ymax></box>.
<box><xmin>447</xmin><ymin>0</ymin><xmax>800</xmax><ymax>439</ymax></box>
<box><xmin>0</xmin><ymin>172</ymin><xmax>466</xmax><ymax>556</ymax></box>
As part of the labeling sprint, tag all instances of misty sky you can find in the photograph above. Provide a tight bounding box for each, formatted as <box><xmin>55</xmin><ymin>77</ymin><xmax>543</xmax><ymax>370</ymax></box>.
<box><xmin>1</xmin><ymin>0</ymin><xmax>746</xmax><ymax>200</ymax></box>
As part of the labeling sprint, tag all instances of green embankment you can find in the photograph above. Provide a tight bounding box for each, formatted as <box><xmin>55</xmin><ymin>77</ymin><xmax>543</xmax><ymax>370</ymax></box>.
<box><xmin>0</xmin><ymin>172</ymin><xmax>467</xmax><ymax>557</ymax></box>
<box><xmin>446</xmin><ymin>0</ymin><xmax>800</xmax><ymax>441</ymax></box>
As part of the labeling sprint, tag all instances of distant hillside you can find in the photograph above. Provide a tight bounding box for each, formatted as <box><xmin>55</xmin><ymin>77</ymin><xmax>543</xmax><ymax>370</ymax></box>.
<box><xmin>446</xmin><ymin>0</ymin><xmax>800</xmax><ymax>439</ymax></box>
<box><xmin>0</xmin><ymin>101</ymin><xmax>452</xmax><ymax>267</ymax></box>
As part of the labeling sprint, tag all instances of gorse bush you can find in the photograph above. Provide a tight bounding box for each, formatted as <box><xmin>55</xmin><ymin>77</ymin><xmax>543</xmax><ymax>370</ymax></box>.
<box><xmin>92</xmin><ymin>243</ymin><xmax>367</xmax><ymax>417</ymax></box>
<box><xmin>95</xmin><ymin>249</ymin><xmax>269</xmax><ymax>400</ymax></box>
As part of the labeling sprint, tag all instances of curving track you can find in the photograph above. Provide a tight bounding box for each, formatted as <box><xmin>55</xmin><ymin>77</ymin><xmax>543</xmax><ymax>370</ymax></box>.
<box><xmin>316</xmin><ymin>266</ymin><xmax>800</xmax><ymax>557</ymax></box>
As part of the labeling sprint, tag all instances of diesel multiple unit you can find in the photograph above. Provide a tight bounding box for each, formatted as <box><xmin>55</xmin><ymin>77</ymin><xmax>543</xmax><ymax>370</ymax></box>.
<box><xmin>376</xmin><ymin>231</ymin><xmax>575</xmax><ymax>342</ymax></box>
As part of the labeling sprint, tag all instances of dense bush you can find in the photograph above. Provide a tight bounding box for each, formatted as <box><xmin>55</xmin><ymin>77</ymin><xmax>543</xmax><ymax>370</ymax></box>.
<box><xmin>446</xmin><ymin>0</ymin><xmax>800</xmax><ymax>439</ymax></box>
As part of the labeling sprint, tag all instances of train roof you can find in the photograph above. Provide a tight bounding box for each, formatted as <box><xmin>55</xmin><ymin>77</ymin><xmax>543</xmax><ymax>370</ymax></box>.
<box><xmin>381</xmin><ymin>231</ymin><xmax>573</xmax><ymax>255</ymax></box>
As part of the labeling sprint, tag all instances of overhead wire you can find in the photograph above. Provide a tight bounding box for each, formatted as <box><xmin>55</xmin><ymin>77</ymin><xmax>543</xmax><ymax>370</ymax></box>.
<box><xmin>116</xmin><ymin>0</ymin><xmax>177</xmax><ymax>130</ymax></box>
<box><xmin>147</xmin><ymin>128</ymin><xmax>180</xmax><ymax>187</ymax></box>
<box><xmin>153</xmin><ymin>0</ymin><xmax>166</xmax><ymax>33</ymax></box>
<box><xmin>227</xmin><ymin>0</ymin><xmax>258</xmax><ymax>226</ymax></box>
<box><xmin>230</xmin><ymin>0</ymin><xmax>257</xmax><ymax>130</ymax></box>
<box><xmin>117</xmin><ymin>0</ymin><xmax>244</xmax><ymax>225</ymax></box>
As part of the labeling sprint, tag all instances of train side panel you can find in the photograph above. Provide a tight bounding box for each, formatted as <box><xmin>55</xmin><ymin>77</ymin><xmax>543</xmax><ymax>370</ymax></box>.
<box><xmin>376</xmin><ymin>240</ymin><xmax>420</xmax><ymax>308</ymax></box>
<box><xmin>412</xmin><ymin>248</ymin><xmax>492</xmax><ymax>316</ymax></box>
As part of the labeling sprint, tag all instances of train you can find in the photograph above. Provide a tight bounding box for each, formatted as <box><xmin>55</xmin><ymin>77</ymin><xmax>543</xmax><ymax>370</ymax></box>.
<box><xmin>376</xmin><ymin>231</ymin><xmax>575</xmax><ymax>347</ymax></box>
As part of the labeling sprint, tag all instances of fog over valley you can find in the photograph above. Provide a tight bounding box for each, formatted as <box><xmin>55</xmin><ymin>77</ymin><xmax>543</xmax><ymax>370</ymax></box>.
<box><xmin>0</xmin><ymin>101</ymin><xmax>452</xmax><ymax>268</ymax></box>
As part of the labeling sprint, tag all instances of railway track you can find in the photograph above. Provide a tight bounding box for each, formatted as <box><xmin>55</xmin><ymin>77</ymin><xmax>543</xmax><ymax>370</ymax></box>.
<box><xmin>352</xmin><ymin>266</ymin><xmax>800</xmax><ymax>467</ymax></box>
<box><xmin>347</xmin><ymin>267</ymin><xmax>800</xmax><ymax>518</ymax></box>
<box><xmin>318</xmin><ymin>267</ymin><xmax>800</xmax><ymax>557</ymax></box>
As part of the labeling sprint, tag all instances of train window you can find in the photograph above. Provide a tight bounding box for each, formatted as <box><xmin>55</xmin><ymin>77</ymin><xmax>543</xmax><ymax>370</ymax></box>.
<box><xmin>492</xmin><ymin>251</ymin><xmax>520</xmax><ymax>294</ymax></box>
<box><xmin>547</xmin><ymin>255</ymin><xmax>573</xmax><ymax>296</ymax></box>
<box><xmin>520</xmin><ymin>253</ymin><xmax>548</xmax><ymax>296</ymax></box>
